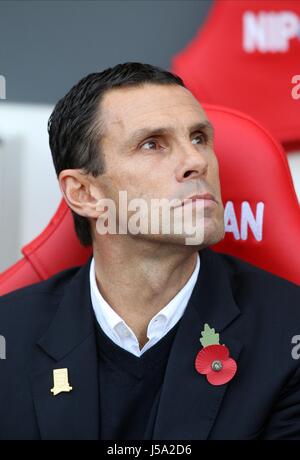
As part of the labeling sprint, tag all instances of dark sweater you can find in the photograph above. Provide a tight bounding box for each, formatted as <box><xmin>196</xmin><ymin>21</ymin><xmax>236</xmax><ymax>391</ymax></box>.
<box><xmin>95</xmin><ymin>319</ymin><xmax>182</xmax><ymax>440</ymax></box>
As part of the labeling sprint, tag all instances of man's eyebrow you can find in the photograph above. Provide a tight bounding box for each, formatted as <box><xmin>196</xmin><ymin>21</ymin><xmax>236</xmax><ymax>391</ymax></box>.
<box><xmin>126</xmin><ymin>120</ymin><xmax>214</xmax><ymax>145</ymax></box>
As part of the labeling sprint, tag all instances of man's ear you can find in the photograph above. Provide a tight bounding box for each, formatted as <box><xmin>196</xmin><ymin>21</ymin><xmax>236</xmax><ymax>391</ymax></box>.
<box><xmin>58</xmin><ymin>169</ymin><xmax>103</xmax><ymax>219</ymax></box>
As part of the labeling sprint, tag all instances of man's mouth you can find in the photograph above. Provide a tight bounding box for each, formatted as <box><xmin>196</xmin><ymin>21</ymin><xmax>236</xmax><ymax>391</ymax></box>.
<box><xmin>181</xmin><ymin>193</ymin><xmax>217</xmax><ymax>207</ymax></box>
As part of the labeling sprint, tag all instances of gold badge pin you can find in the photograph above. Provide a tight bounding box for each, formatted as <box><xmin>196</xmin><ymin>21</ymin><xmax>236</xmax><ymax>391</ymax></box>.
<box><xmin>50</xmin><ymin>368</ymin><xmax>73</xmax><ymax>396</ymax></box>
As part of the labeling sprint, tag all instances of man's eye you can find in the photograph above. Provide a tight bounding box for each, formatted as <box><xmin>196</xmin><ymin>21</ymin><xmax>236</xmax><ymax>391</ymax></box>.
<box><xmin>141</xmin><ymin>140</ymin><xmax>158</xmax><ymax>150</ymax></box>
<box><xmin>192</xmin><ymin>133</ymin><xmax>207</xmax><ymax>145</ymax></box>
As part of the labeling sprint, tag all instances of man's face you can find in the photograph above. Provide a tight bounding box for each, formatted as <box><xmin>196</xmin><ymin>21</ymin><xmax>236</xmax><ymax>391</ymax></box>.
<box><xmin>95</xmin><ymin>83</ymin><xmax>224</xmax><ymax>248</ymax></box>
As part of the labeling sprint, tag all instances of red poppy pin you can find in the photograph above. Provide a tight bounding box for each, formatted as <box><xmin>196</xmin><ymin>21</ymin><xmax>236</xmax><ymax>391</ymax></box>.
<box><xmin>195</xmin><ymin>323</ymin><xmax>237</xmax><ymax>386</ymax></box>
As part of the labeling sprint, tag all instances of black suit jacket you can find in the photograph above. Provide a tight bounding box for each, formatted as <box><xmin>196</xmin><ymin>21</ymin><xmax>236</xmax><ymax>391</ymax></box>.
<box><xmin>1</xmin><ymin>248</ymin><xmax>300</xmax><ymax>440</ymax></box>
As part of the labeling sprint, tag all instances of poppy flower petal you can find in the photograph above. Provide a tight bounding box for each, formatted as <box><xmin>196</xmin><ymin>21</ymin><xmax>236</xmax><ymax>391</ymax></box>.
<box><xmin>207</xmin><ymin>358</ymin><xmax>237</xmax><ymax>386</ymax></box>
<box><xmin>195</xmin><ymin>350</ymin><xmax>212</xmax><ymax>374</ymax></box>
<box><xmin>202</xmin><ymin>344</ymin><xmax>230</xmax><ymax>362</ymax></box>
<box><xmin>211</xmin><ymin>344</ymin><xmax>230</xmax><ymax>360</ymax></box>
<box><xmin>195</xmin><ymin>344</ymin><xmax>229</xmax><ymax>375</ymax></box>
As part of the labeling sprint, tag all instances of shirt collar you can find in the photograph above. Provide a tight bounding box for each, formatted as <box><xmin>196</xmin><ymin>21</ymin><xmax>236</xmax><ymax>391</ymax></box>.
<box><xmin>146</xmin><ymin>254</ymin><xmax>200</xmax><ymax>334</ymax></box>
<box><xmin>89</xmin><ymin>253</ymin><xmax>200</xmax><ymax>354</ymax></box>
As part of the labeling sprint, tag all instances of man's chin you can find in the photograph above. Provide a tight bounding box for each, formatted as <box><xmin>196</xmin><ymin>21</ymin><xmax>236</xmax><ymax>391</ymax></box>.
<box><xmin>131</xmin><ymin>224</ymin><xmax>225</xmax><ymax>249</ymax></box>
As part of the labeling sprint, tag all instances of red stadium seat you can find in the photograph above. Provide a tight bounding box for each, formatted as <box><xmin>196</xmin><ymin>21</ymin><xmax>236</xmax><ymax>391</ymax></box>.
<box><xmin>0</xmin><ymin>103</ymin><xmax>299</xmax><ymax>295</ymax></box>
<box><xmin>172</xmin><ymin>0</ymin><xmax>300</xmax><ymax>151</ymax></box>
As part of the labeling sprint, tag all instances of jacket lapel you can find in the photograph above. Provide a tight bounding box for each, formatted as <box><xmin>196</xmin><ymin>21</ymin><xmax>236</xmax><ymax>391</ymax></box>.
<box><xmin>152</xmin><ymin>248</ymin><xmax>244</xmax><ymax>440</ymax></box>
<box><xmin>30</xmin><ymin>257</ymin><xmax>100</xmax><ymax>440</ymax></box>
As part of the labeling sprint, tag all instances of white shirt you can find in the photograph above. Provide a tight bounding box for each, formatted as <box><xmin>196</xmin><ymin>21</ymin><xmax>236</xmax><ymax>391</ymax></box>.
<box><xmin>89</xmin><ymin>254</ymin><xmax>200</xmax><ymax>357</ymax></box>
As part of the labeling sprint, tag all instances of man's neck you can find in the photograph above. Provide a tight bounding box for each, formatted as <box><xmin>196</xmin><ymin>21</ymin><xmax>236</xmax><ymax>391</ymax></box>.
<box><xmin>92</xmin><ymin>237</ymin><xmax>199</xmax><ymax>347</ymax></box>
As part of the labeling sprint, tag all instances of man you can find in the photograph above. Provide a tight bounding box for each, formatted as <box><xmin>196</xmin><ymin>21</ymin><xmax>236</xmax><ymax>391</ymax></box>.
<box><xmin>0</xmin><ymin>62</ymin><xmax>300</xmax><ymax>440</ymax></box>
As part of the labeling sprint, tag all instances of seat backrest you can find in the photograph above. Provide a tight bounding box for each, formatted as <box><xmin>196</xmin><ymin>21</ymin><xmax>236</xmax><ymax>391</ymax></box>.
<box><xmin>172</xmin><ymin>0</ymin><xmax>300</xmax><ymax>151</ymax></box>
<box><xmin>0</xmin><ymin>103</ymin><xmax>299</xmax><ymax>295</ymax></box>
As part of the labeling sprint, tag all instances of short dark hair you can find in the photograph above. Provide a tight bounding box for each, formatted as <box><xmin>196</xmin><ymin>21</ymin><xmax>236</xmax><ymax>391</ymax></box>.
<box><xmin>48</xmin><ymin>62</ymin><xmax>185</xmax><ymax>246</ymax></box>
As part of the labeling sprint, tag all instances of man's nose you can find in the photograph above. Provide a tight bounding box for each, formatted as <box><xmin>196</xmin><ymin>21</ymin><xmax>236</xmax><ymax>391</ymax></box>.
<box><xmin>175</xmin><ymin>145</ymin><xmax>208</xmax><ymax>183</ymax></box>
